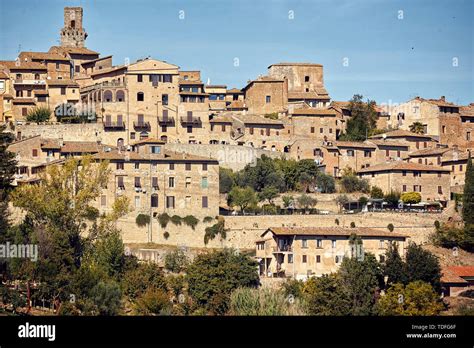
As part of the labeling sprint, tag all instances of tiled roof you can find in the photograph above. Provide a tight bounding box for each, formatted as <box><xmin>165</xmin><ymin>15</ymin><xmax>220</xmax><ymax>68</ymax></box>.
<box><xmin>357</xmin><ymin>161</ymin><xmax>450</xmax><ymax>173</ymax></box>
<box><xmin>243</xmin><ymin>76</ymin><xmax>284</xmax><ymax>90</ymax></box>
<box><xmin>34</xmin><ymin>90</ymin><xmax>49</xmax><ymax>96</ymax></box>
<box><xmin>234</xmin><ymin>114</ymin><xmax>283</xmax><ymax>125</ymax></box>
<box><xmin>179</xmin><ymin>80</ymin><xmax>204</xmax><ymax>85</ymax></box>
<box><xmin>60</xmin><ymin>141</ymin><xmax>104</xmax><ymax>154</ymax></box>
<box><xmin>20</xmin><ymin>51</ymin><xmax>70</xmax><ymax>62</ymax></box>
<box><xmin>227</xmin><ymin>100</ymin><xmax>247</xmax><ymax>109</ymax></box>
<box><xmin>441</xmin><ymin>266</ymin><xmax>474</xmax><ymax>284</ymax></box>
<box><xmin>0</xmin><ymin>71</ymin><xmax>9</xmax><ymax>79</ymax></box>
<box><xmin>226</xmin><ymin>88</ymin><xmax>243</xmax><ymax>94</ymax></box>
<box><xmin>91</xmin><ymin>65</ymin><xmax>127</xmax><ymax>77</ymax></box>
<box><xmin>367</xmin><ymin>139</ymin><xmax>410</xmax><ymax>148</ymax></box>
<box><xmin>12</xmin><ymin>98</ymin><xmax>36</xmax><ymax>104</ymax></box>
<box><xmin>292</xmin><ymin>108</ymin><xmax>336</xmax><ymax>116</ymax></box>
<box><xmin>408</xmin><ymin>148</ymin><xmax>450</xmax><ymax>157</ymax></box>
<box><xmin>47</xmin><ymin>79</ymin><xmax>79</xmax><ymax>87</ymax></box>
<box><xmin>370</xmin><ymin>129</ymin><xmax>437</xmax><ymax>140</ymax></box>
<box><xmin>460</xmin><ymin>105</ymin><xmax>474</xmax><ymax>117</ymax></box>
<box><xmin>414</xmin><ymin>96</ymin><xmax>458</xmax><ymax>108</ymax></box>
<box><xmin>288</xmin><ymin>91</ymin><xmax>330</xmax><ymax>100</ymax></box>
<box><xmin>49</xmin><ymin>46</ymin><xmax>99</xmax><ymax>55</ymax></box>
<box><xmin>334</xmin><ymin>141</ymin><xmax>376</xmax><ymax>149</ymax></box>
<box><xmin>441</xmin><ymin>149</ymin><xmax>471</xmax><ymax>162</ymax></box>
<box><xmin>210</xmin><ymin>115</ymin><xmax>234</xmax><ymax>123</ymax></box>
<box><xmin>81</xmin><ymin>55</ymin><xmax>113</xmax><ymax>65</ymax></box>
<box><xmin>0</xmin><ymin>61</ymin><xmax>47</xmax><ymax>70</ymax></box>
<box><xmin>92</xmin><ymin>149</ymin><xmax>218</xmax><ymax>163</ymax></box>
<box><xmin>40</xmin><ymin>139</ymin><xmax>61</xmax><ymax>150</ymax></box>
<box><xmin>264</xmin><ymin>227</ymin><xmax>406</xmax><ymax>238</ymax></box>
<box><xmin>205</xmin><ymin>85</ymin><xmax>227</xmax><ymax>89</ymax></box>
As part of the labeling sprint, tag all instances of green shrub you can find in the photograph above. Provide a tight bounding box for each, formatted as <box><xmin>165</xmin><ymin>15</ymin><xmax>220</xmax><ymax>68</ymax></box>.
<box><xmin>203</xmin><ymin>216</ymin><xmax>214</xmax><ymax>223</ymax></box>
<box><xmin>183</xmin><ymin>215</ymin><xmax>199</xmax><ymax>230</ymax></box>
<box><xmin>370</xmin><ymin>186</ymin><xmax>384</xmax><ymax>199</ymax></box>
<box><xmin>157</xmin><ymin>213</ymin><xmax>170</xmax><ymax>228</ymax></box>
<box><xmin>26</xmin><ymin>107</ymin><xmax>51</xmax><ymax>122</ymax></box>
<box><xmin>164</xmin><ymin>249</ymin><xmax>189</xmax><ymax>273</ymax></box>
<box><xmin>171</xmin><ymin>215</ymin><xmax>182</xmax><ymax>226</ymax></box>
<box><xmin>204</xmin><ymin>218</ymin><xmax>228</xmax><ymax>245</ymax></box>
<box><xmin>136</xmin><ymin>214</ymin><xmax>151</xmax><ymax>227</ymax></box>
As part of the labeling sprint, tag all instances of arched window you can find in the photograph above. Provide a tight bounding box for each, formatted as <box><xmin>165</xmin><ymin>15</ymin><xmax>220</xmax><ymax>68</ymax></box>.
<box><xmin>151</xmin><ymin>194</ymin><xmax>159</xmax><ymax>208</ymax></box>
<box><xmin>137</xmin><ymin>92</ymin><xmax>144</xmax><ymax>102</ymax></box>
<box><xmin>116</xmin><ymin>90</ymin><xmax>125</xmax><ymax>102</ymax></box>
<box><xmin>160</xmin><ymin>135</ymin><xmax>168</xmax><ymax>143</ymax></box>
<box><xmin>103</xmin><ymin>90</ymin><xmax>113</xmax><ymax>102</ymax></box>
<box><xmin>117</xmin><ymin>138</ymin><xmax>124</xmax><ymax>148</ymax></box>
<box><xmin>283</xmin><ymin>145</ymin><xmax>290</xmax><ymax>153</ymax></box>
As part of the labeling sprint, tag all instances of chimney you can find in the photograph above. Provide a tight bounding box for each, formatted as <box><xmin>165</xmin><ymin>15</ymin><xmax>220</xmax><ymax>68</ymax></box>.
<box><xmin>440</xmin><ymin>96</ymin><xmax>445</xmax><ymax>102</ymax></box>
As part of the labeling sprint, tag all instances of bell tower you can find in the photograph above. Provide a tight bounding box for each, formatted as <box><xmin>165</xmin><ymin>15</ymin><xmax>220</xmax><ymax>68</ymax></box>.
<box><xmin>60</xmin><ymin>7</ymin><xmax>88</xmax><ymax>48</ymax></box>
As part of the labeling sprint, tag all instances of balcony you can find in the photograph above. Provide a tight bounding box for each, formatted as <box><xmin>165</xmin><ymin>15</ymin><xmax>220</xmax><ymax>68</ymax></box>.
<box><xmin>133</xmin><ymin>121</ymin><xmax>151</xmax><ymax>130</ymax></box>
<box><xmin>104</xmin><ymin>121</ymin><xmax>125</xmax><ymax>130</ymax></box>
<box><xmin>180</xmin><ymin>116</ymin><xmax>202</xmax><ymax>125</ymax></box>
<box><xmin>158</xmin><ymin>116</ymin><xmax>175</xmax><ymax>126</ymax></box>
<box><xmin>272</xmin><ymin>245</ymin><xmax>293</xmax><ymax>253</ymax></box>
<box><xmin>14</xmin><ymin>79</ymin><xmax>46</xmax><ymax>86</ymax></box>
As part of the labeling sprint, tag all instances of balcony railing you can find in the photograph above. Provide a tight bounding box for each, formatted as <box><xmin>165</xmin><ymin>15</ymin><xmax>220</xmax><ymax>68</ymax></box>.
<box><xmin>158</xmin><ymin>116</ymin><xmax>175</xmax><ymax>126</ymax></box>
<box><xmin>180</xmin><ymin>116</ymin><xmax>202</xmax><ymax>125</ymax></box>
<box><xmin>133</xmin><ymin>121</ymin><xmax>151</xmax><ymax>130</ymax></box>
<box><xmin>272</xmin><ymin>245</ymin><xmax>293</xmax><ymax>253</ymax></box>
<box><xmin>14</xmin><ymin>79</ymin><xmax>46</xmax><ymax>85</ymax></box>
<box><xmin>104</xmin><ymin>121</ymin><xmax>125</xmax><ymax>129</ymax></box>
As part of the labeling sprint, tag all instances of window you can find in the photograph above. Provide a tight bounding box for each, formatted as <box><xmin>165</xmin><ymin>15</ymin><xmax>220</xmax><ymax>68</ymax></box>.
<box><xmin>134</xmin><ymin>177</ymin><xmax>141</xmax><ymax>188</ymax></box>
<box><xmin>168</xmin><ymin>177</ymin><xmax>175</xmax><ymax>188</ymax></box>
<box><xmin>137</xmin><ymin>92</ymin><xmax>144</xmax><ymax>101</ymax></box>
<box><xmin>0</xmin><ymin>80</ymin><xmax>4</xmax><ymax>90</ymax></box>
<box><xmin>185</xmin><ymin>177</ymin><xmax>192</xmax><ymax>188</ymax></box>
<box><xmin>162</xmin><ymin>94</ymin><xmax>168</xmax><ymax>105</ymax></box>
<box><xmin>151</xmin><ymin>146</ymin><xmax>161</xmax><ymax>154</ymax></box>
<box><xmin>169</xmin><ymin>163</ymin><xmax>175</xmax><ymax>170</ymax></box>
<box><xmin>438</xmin><ymin>186</ymin><xmax>443</xmax><ymax>194</ymax></box>
<box><xmin>364</xmin><ymin>150</ymin><xmax>371</xmax><ymax>158</ymax></box>
<box><xmin>266</xmin><ymin>128</ymin><xmax>270</xmax><ymax>136</ymax></box>
<box><xmin>413</xmin><ymin>171</ymin><xmax>421</xmax><ymax>177</ymax></box>
<box><xmin>302</xmin><ymin>255</ymin><xmax>307</xmax><ymax>263</ymax></box>
<box><xmin>137</xmin><ymin>74</ymin><xmax>143</xmax><ymax>82</ymax></box>
<box><xmin>265</xmin><ymin>95</ymin><xmax>271</xmax><ymax>103</ymax></box>
<box><xmin>320</xmin><ymin>128</ymin><xmax>323</xmax><ymax>134</ymax></box>
<box><xmin>22</xmin><ymin>108</ymin><xmax>27</xmax><ymax>116</ymax></box>
<box><xmin>222</xmin><ymin>124</ymin><xmax>226</xmax><ymax>132</ymax></box>
<box><xmin>202</xmin><ymin>196</ymin><xmax>208</xmax><ymax>208</ymax></box>
<box><xmin>185</xmin><ymin>163</ymin><xmax>191</xmax><ymax>171</ymax></box>
<box><xmin>379</xmin><ymin>255</ymin><xmax>385</xmax><ymax>262</ymax></box>
<box><xmin>467</xmin><ymin>132</ymin><xmax>471</xmax><ymax>141</ymax></box>
<box><xmin>310</xmin><ymin>127</ymin><xmax>315</xmax><ymax>133</ymax></box>
<box><xmin>335</xmin><ymin>256</ymin><xmax>340</xmax><ymax>264</ymax></box>
<box><xmin>397</xmin><ymin>150</ymin><xmax>401</xmax><ymax>157</ymax></box>
<box><xmin>187</xmin><ymin>126</ymin><xmax>192</xmax><ymax>134</ymax></box>
<box><xmin>32</xmin><ymin>149</ymin><xmax>38</xmax><ymax>157</ymax></box>
<box><xmin>166</xmin><ymin>196</ymin><xmax>175</xmax><ymax>208</ymax></box>
<box><xmin>416</xmin><ymin>141</ymin><xmax>420</xmax><ymax>149</ymax></box>
<box><xmin>442</xmin><ymin>126</ymin><xmax>446</xmax><ymax>134</ymax></box>
<box><xmin>379</xmin><ymin>240</ymin><xmax>385</xmax><ymax>249</ymax></box>
<box><xmin>317</xmin><ymin>239</ymin><xmax>322</xmax><ymax>248</ymax></box>
<box><xmin>117</xmin><ymin>176</ymin><xmax>125</xmax><ymax>189</ymax></box>
<box><xmin>460</xmin><ymin>165</ymin><xmax>463</xmax><ymax>171</ymax></box>
<box><xmin>134</xmin><ymin>196</ymin><xmax>140</xmax><ymax>208</ymax></box>
<box><xmin>130</xmin><ymin>132</ymin><xmax>136</xmax><ymax>140</ymax></box>
<box><xmin>116</xmin><ymin>90</ymin><xmax>125</xmax><ymax>102</ymax></box>
<box><xmin>347</xmin><ymin>150</ymin><xmax>354</xmax><ymax>157</ymax></box>
<box><xmin>116</xmin><ymin>162</ymin><xmax>124</xmax><ymax>170</ymax></box>
<box><xmin>249</xmin><ymin>127</ymin><xmax>254</xmax><ymax>135</ymax></box>
<box><xmin>61</xmin><ymin>87</ymin><xmax>66</xmax><ymax>95</ymax></box>
<box><xmin>437</xmin><ymin>172</ymin><xmax>442</xmax><ymax>178</ymax></box>
<box><xmin>152</xmin><ymin>177</ymin><xmax>158</xmax><ymax>189</ymax></box>
<box><xmin>75</xmin><ymin>65</ymin><xmax>80</xmax><ymax>73</ymax></box>
<box><xmin>288</xmin><ymin>254</ymin><xmax>293</xmax><ymax>264</ymax></box>
<box><xmin>201</xmin><ymin>177</ymin><xmax>208</xmax><ymax>188</ymax></box>
<box><xmin>151</xmin><ymin>194</ymin><xmax>159</xmax><ymax>208</ymax></box>
<box><xmin>385</xmin><ymin>149</ymin><xmax>390</xmax><ymax>157</ymax></box>
<box><xmin>56</xmin><ymin>62</ymin><xmax>60</xmax><ymax>70</ymax></box>
<box><xmin>100</xmin><ymin>195</ymin><xmax>106</xmax><ymax>207</ymax></box>
<box><xmin>402</xmin><ymin>185</ymin><xmax>407</xmax><ymax>192</ymax></box>
<box><xmin>413</xmin><ymin>185</ymin><xmax>421</xmax><ymax>192</ymax></box>
<box><xmin>329</xmin><ymin>128</ymin><xmax>333</xmax><ymax>134</ymax></box>
<box><xmin>202</xmin><ymin>163</ymin><xmax>208</xmax><ymax>171</ymax></box>
<box><xmin>185</xmin><ymin>196</ymin><xmax>191</xmax><ymax>208</ymax></box>
<box><xmin>314</xmin><ymin>255</ymin><xmax>320</xmax><ymax>264</ymax></box>
<box><xmin>305</xmin><ymin>76</ymin><xmax>310</xmax><ymax>82</ymax></box>
<box><xmin>302</xmin><ymin>239</ymin><xmax>308</xmax><ymax>248</ymax></box>
<box><xmin>134</xmin><ymin>162</ymin><xmax>140</xmax><ymax>170</ymax></box>
<box><xmin>331</xmin><ymin>240</ymin><xmax>336</xmax><ymax>248</ymax></box>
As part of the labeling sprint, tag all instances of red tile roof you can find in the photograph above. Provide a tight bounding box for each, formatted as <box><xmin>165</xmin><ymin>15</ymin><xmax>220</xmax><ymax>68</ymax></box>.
<box><xmin>264</xmin><ymin>226</ymin><xmax>407</xmax><ymax>238</ymax></box>
<box><xmin>357</xmin><ymin>161</ymin><xmax>450</xmax><ymax>173</ymax></box>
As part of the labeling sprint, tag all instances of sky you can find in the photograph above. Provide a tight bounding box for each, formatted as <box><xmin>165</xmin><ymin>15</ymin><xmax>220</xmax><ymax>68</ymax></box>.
<box><xmin>1</xmin><ymin>0</ymin><xmax>473</xmax><ymax>105</ymax></box>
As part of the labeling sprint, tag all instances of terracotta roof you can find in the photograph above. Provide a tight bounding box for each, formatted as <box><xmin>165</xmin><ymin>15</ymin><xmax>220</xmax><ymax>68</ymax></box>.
<box><xmin>12</xmin><ymin>98</ymin><xmax>36</xmax><ymax>104</ymax></box>
<box><xmin>49</xmin><ymin>46</ymin><xmax>99</xmax><ymax>56</ymax></box>
<box><xmin>81</xmin><ymin>55</ymin><xmax>113</xmax><ymax>65</ymax></box>
<box><xmin>20</xmin><ymin>51</ymin><xmax>70</xmax><ymax>62</ymax></box>
<box><xmin>0</xmin><ymin>61</ymin><xmax>47</xmax><ymax>71</ymax></box>
<box><xmin>414</xmin><ymin>96</ymin><xmax>459</xmax><ymax>108</ymax></box>
<box><xmin>288</xmin><ymin>91</ymin><xmax>330</xmax><ymax>100</ymax></box>
<box><xmin>31</xmin><ymin>158</ymin><xmax>66</xmax><ymax>168</ymax></box>
<box><xmin>40</xmin><ymin>139</ymin><xmax>61</xmax><ymax>150</ymax></box>
<box><xmin>408</xmin><ymin>148</ymin><xmax>450</xmax><ymax>157</ymax></box>
<box><xmin>3</xmin><ymin>93</ymin><xmax>13</xmax><ymax>99</ymax></box>
<box><xmin>460</xmin><ymin>105</ymin><xmax>474</xmax><ymax>117</ymax></box>
<box><xmin>60</xmin><ymin>142</ymin><xmax>104</xmax><ymax>154</ymax></box>
<box><xmin>92</xmin><ymin>149</ymin><xmax>218</xmax><ymax>163</ymax></box>
<box><xmin>0</xmin><ymin>71</ymin><xmax>9</xmax><ymax>79</ymax></box>
<box><xmin>370</xmin><ymin>129</ymin><xmax>437</xmax><ymax>140</ymax></box>
<box><xmin>264</xmin><ymin>227</ymin><xmax>406</xmax><ymax>238</ymax></box>
<box><xmin>441</xmin><ymin>266</ymin><xmax>474</xmax><ymax>284</ymax></box>
<box><xmin>441</xmin><ymin>149</ymin><xmax>471</xmax><ymax>163</ymax></box>
<box><xmin>47</xmin><ymin>79</ymin><xmax>79</xmax><ymax>87</ymax></box>
<box><xmin>334</xmin><ymin>141</ymin><xmax>376</xmax><ymax>149</ymax></box>
<box><xmin>357</xmin><ymin>161</ymin><xmax>450</xmax><ymax>173</ymax></box>
<box><xmin>268</xmin><ymin>62</ymin><xmax>323</xmax><ymax>68</ymax></box>
<box><xmin>242</xmin><ymin>76</ymin><xmax>284</xmax><ymax>90</ymax></box>
<box><xmin>210</xmin><ymin>115</ymin><xmax>234</xmax><ymax>123</ymax></box>
<box><xmin>227</xmin><ymin>88</ymin><xmax>243</xmax><ymax>94</ymax></box>
<box><xmin>367</xmin><ymin>139</ymin><xmax>410</xmax><ymax>148</ymax></box>
<box><xmin>292</xmin><ymin>108</ymin><xmax>336</xmax><ymax>116</ymax></box>
<box><xmin>234</xmin><ymin>114</ymin><xmax>283</xmax><ymax>125</ymax></box>
<box><xmin>227</xmin><ymin>100</ymin><xmax>247</xmax><ymax>109</ymax></box>
<box><xmin>205</xmin><ymin>85</ymin><xmax>227</xmax><ymax>89</ymax></box>
<box><xmin>91</xmin><ymin>65</ymin><xmax>127</xmax><ymax>77</ymax></box>
<box><xmin>179</xmin><ymin>80</ymin><xmax>204</xmax><ymax>85</ymax></box>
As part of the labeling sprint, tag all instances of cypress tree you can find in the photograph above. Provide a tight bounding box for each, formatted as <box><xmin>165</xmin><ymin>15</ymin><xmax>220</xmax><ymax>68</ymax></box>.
<box><xmin>462</xmin><ymin>153</ymin><xmax>474</xmax><ymax>248</ymax></box>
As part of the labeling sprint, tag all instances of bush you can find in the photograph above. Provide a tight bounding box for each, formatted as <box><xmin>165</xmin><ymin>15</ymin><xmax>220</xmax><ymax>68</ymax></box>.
<box><xmin>171</xmin><ymin>215</ymin><xmax>182</xmax><ymax>226</ymax></box>
<box><xmin>219</xmin><ymin>167</ymin><xmax>235</xmax><ymax>194</ymax></box>
<box><xmin>359</xmin><ymin>196</ymin><xmax>368</xmax><ymax>206</ymax></box>
<box><xmin>340</xmin><ymin>173</ymin><xmax>369</xmax><ymax>193</ymax></box>
<box><xmin>157</xmin><ymin>213</ymin><xmax>170</xmax><ymax>228</ymax></box>
<box><xmin>136</xmin><ymin>214</ymin><xmax>151</xmax><ymax>227</ymax></box>
<box><xmin>122</xmin><ymin>263</ymin><xmax>167</xmax><ymax>300</ymax></box>
<box><xmin>134</xmin><ymin>288</ymin><xmax>171</xmax><ymax>315</ymax></box>
<box><xmin>401</xmin><ymin>192</ymin><xmax>421</xmax><ymax>205</ymax></box>
<box><xmin>90</xmin><ymin>280</ymin><xmax>122</xmax><ymax>315</ymax></box>
<box><xmin>164</xmin><ymin>249</ymin><xmax>189</xmax><ymax>273</ymax></box>
<box><xmin>204</xmin><ymin>217</ymin><xmax>228</xmax><ymax>245</ymax></box>
<box><xmin>203</xmin><ymin>216</ymin><xmax>214</xmax><ymax>223</ymax></box>
<box><xmin>183</xmin><ymin>215</ymin><xmax>199</xmax><ymax>230</ymax></box>
<box><xmin>370</xmin><ymin>186</ymin><xmax>384</xmax><ymax>199</ymax></box>
<box><xmin>384</xmin><ymin>191</ymin><xmax>401</xmax><ymax>208</ymax></box>
<box><xmin>26</xmin><ymin>107</ymin><xmax>51</xmax><ymax>123</ymax></box>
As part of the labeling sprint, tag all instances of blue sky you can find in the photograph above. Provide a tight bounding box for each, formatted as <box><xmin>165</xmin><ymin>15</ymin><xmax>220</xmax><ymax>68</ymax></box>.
<box><xmin>1</xmin><ymin>0</ymin><xmax>473</xmax><ymax>104</ymax></box>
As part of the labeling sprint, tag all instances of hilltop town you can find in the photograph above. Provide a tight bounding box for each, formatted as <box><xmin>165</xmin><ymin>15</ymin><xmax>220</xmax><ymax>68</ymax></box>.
<box><xmin>0</xmin><ymin>7</ymin><xmax>473</xmax><ymax>317</ymax></box>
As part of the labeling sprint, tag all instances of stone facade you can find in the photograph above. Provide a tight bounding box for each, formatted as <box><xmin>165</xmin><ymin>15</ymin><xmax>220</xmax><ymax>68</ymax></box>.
<box><xmin>60</xmin><ymin>7</ymin><xmax>88</xmax><ymax>48</ymax></box>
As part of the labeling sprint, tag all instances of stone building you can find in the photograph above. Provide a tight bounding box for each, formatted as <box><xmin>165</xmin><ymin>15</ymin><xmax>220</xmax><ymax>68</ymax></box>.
<box><xmin>357</xmin><ymin>161</ymin><xmax>451</xmax><ymax>203</ymax></box>
<box><xmin>369</xmin><ymin>129</ymin><xmax>438</xmax><ymax>151</ymax></box>
<box><xmin>242</xmin><ymin>76</ymin><xmax>287</xmax><ymax>115</ymax></box>
<box><xmin>60</xmin><ymin>7</ymin><xmax>88</xmax><ymax>48</ymax></box>
<box><xmin>256</xmin><ymin>226</ymin><xmax>407</xmax><ymax>280</ymax></box>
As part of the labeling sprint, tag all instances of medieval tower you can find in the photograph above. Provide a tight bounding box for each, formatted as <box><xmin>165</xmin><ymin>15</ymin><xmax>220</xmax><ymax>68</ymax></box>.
<box><xmin>60</xmin><ymin>7</ymin><xmax>88</xmax><ymax>48</ymax></box>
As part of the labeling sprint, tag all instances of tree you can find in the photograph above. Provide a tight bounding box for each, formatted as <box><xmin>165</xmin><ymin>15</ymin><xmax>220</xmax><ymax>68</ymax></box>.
<box><xmin>134</xmin><ymin>288</ymin><xmax>171</xmax><ymax>315</ymax></box>
<box><xmin>186</xmin><ymin>249</ymin><xmax>259</xmax><ymax>314</ymax></box>
<box><xmin>384</xmin><ymin>190</ymin><xmax>401</xmax><ymax>208</ymax></box>
<box><xmin>26</xmin><ymin>107</ymin><xmax>51</xmax><ymax>123</ymax></box>
<box><xmin>0</xmin><ymin>125</ymin><xmax>16</xmax><ymax>241</ymax></box>
<box><xmin>315</xmin><ymin>172</ymin><xmax>336</xmax><ymax>193</ymax></box>
<box><xmin>463</xmin><ymin>154</ymin><xmax>474</xmax><ymax>248</ymax></box>
<box><xmin>219</xmin><ymin>167</ymin><xmax>235</xmax><ymax>194</ymax></box>
<box><xmin>90</xmin><ymin>280</ymin><xmax>122</xmax><ymax>315</ymax></box>
<box><xmin>383</xmin><ymin>242</ymin><xmax>408</xmax><ymax>286</ymax></box>
<box><xmin>401</xmin><ymin>192</ymin><xmax>421</xmax><ymax>206</ymax></box>
<box><xmin>296</xmin><ymin>194</ymin><xmax>317</xmax><ymax>213</ymax></box>
<box><xmin>409</xmin><ymin>122</ymin><xmax>425</xmax><ymax>134</ymax></box>
<box><xmin>339</xmin><ymin>94</ymin><xmax>378</xmax><ymax>141</ymax></box>
<box><xmin>122</xmin><ymin>262</ymin><xmax>167</xmax><ymax>300</ymax></box>
<box><xmin>335</xmin><ymin>194</ymin><xmax>349</xmax><ymax>212</ymax></box>
<box><xmin>376</xmin><ymin>281</ymin><xmax>444</xmax><ymax>316</ymax></box>
<box><xmin>282</xmin><ymin>195</ymin><xmax>294</xmax><ymax>210</ymax></box>
<box><xmin>340</xmin><ymin>173</ymin><xmax>369</xmax><ymax>193</ymax></box>
<box><xmin>227</xmin><ymin>186</ymin><xmax>257</xmax><ymax>214</ymax></box>
<box><xmin>164</xmin><ymin>249</ymin><xmax>189</xmax><ymax>273</ymax></box>
<box><xmin>338</xmin><ymin>253</ymin><xmax>384</xmax><ymax>315</ymax></box>
<box><xmin>92</xmin><ymin>229</ymin><xmax>126</xmax><ymax>279</ymax></box>
<box><xmin>404</xmin><ymin>243</ymin><xmax>441</xmax><ymax>292</ymax></box>
<box><xmin>358</xmin><ymin>196</ymin><xmax>369</xmax><ymax>208</ymax></box>
<box><xmin>258</xmin><ymin>186</ymin><xmax>279</xmax><ymax>205</ymax></box>
<box><xmin>303</xmin><ymin>274</ymin><xmax>351</xmax><ymax>315</ymax></box>
<box><xmin>236</xmin><ymin>155</ymin><xmax>285</xmax><ymax>192</ymax></box>
<box><xmin>370</xmin><ymin>186</ymin><xmax>384</xmax><ymax>199</ymax></box>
